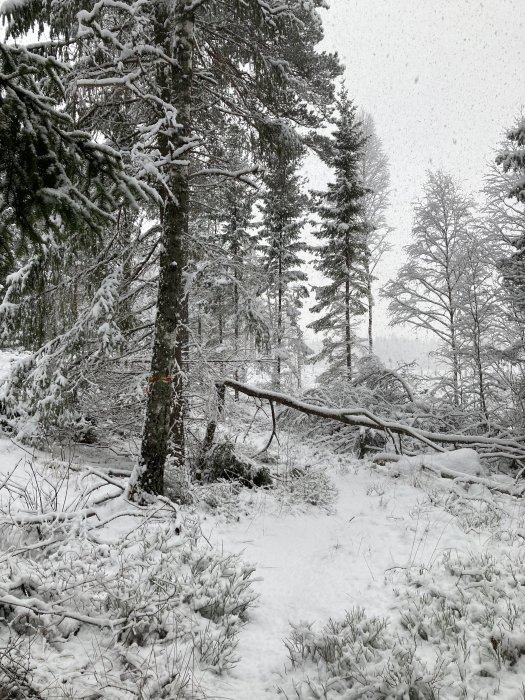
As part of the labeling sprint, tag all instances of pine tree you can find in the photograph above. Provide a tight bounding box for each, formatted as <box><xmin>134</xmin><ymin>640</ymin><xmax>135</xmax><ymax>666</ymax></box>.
<box><xmin>189</xmin><ymin>159</ymin><xmax>269</xmax><ymax>395</ymax></box>
<box><xmin>497</xmin><ymin>117</ymin><xmax>525</xmax><ymax>204</ymax></box>
<box><xmin>2</xmin><ymin>0</ymin><xmax>341</xmax><ymax>501</ymax></box>
<box><xmin>0</xmin><ymin>41</ymin><xmax>151</xmax><ymax>429</ymax></box>
<box><xmin>309</xmin><ymin>92</ymin><xmax>369</xmax><ymax>381</ymax></box>
<box><xmin>259</xmin><ymin>147</ymin><xmax>309</xmax><ymax>389</ymax></box>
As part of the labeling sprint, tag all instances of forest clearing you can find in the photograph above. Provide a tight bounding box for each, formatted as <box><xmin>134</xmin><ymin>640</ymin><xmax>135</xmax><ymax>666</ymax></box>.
<box><xmin>1</xmin><ymin>0</ymin><xmax>524</xmax><ymax>697</ymax></box>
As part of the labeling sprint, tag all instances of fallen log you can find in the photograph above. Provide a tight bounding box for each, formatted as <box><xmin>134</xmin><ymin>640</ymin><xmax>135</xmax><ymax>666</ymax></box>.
<box><xmin>216</xmin><ymin>379</ymin><xmax>525</xmax><ymax>464</ymax></box>
<box><xmin>418</xmin><ymin>459</ymin><xmax>524</xmax><ymax>497</ymax></box>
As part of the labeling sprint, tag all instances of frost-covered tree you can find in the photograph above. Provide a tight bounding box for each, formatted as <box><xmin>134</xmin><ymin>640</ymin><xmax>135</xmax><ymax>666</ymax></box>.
<box><xmin>455</xmin><ymin>232</ymin><xmax>507</xmax><ymax>421</ymax></box>
<box><xmin>189</xmin><ymin>161</ymin><xmax>269</xmax><ymax>395</ymax></box>
<box><xmin>309</xmin><ymin>92</ymin><xmax>369</xmax><ymax>381</ymax></box>
<box><xmin>382</xmin><ymin>171</ymin><xmax>474</xmax><ymax>406</ymax></box>
<box><xmin>496</xmin><ymin>117</ymin><xmax>525</xmax><ymax>204</ymax></box>
<box><xmin>2</xmin><ymin>0</ymin><xmax>341</xmax><ymax>500</ymax></box>
<box><xmin>358</xmin><ymin>112</ymin><xmax>392</xmax><ymax>353</ymax></box>
<box><xmin>478</xmin><ymin>117</ymin><xmax>525</xmax><ymax>426</ymax></box>
<box><xmin>0</xmin><ymin>41</ymin><xmax>151</xmax><ymax>430</ymax></box>
<box><xmin>259</xmin><ymin>147</ymin><xmax>309</xmax><ymax>389</ymax></box>
<box><xmin>0</xmin><ymin>42</ymin><xmax>145</xmax><ymax>273</ymax></box>
<box><xmin>495</xmin><ymin>117</ymin><xmax>525</xmax><ymax>315</ymax></box>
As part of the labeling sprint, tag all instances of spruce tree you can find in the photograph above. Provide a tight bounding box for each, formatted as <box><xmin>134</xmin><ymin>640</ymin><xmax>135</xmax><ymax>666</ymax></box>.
<box><xmin>0</xmin><ymin>41</ymin><xmax>151</xmax><ymax>429</ymax></box>
<box><xmin>309</xmin><ymin>92</ymin><xmax>369</xmax><ymax>381</ymax></box>
<box><xmin>259</xmin><ymin>147</ymin><xmax>309</xmax><ymax>389</ymax></box>
<box><xmin>496</xmin><ymin>117</ymin><xmax>525</xmax><ymax>315</ymax></box>
<box><xmin>497</xmin><ymin>117</ymin><xmax>525</xmax><ymax>204</ymax></box>
<box><xmin>0</xmin><ymin>42</ymin><xmax>146</xmax><ymax>263</ymax></box>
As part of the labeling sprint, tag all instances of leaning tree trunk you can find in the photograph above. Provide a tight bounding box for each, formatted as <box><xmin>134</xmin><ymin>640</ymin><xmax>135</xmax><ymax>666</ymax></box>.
<box><xmin>129</xmin><ymin>2</ymin><xmax>194</xmax><ymax>502</ymax></box>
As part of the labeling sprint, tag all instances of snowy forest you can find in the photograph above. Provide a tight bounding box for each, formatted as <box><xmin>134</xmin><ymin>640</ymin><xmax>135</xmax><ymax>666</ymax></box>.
<box><xmin>0</xmin><ymin>0</ymin><xmax>525</xmax><ymax>698</ymax></box>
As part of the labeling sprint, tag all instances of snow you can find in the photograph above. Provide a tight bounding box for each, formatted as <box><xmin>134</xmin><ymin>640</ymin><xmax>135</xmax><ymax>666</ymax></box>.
<box><xmin>1</xmin><ymin>425</ymin><xmax>524</xmax><ymax>699</ymax></box>
<box><xmin>197</xmin><ymin>442</ymin><xmax>522</xmax><ymax>698</ymax></box>
<box><xmin>397</xmin><ymin>447</ymin><xmax>485</xmax><ymax>477</ymax></box>
<box><xmin>0</xmin><ymin>350</ymin><xmax>16</xmax><ymax>382</ymax></box>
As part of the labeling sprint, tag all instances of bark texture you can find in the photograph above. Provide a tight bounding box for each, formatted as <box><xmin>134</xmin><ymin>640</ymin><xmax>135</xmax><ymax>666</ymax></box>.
<box><xmin>130</xmin><ymin>3</ymin><xmax>194</xmax><ymax>501</ymax></box>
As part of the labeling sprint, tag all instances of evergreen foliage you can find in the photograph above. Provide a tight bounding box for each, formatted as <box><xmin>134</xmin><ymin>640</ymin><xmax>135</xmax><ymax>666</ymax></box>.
<box><xmin>309</xmin><ymin>92</ymin><xmax>369</xmax><ymax>380</ymax></box>
<box><xmin>0</xmin><ymin>41</ymin><xmax>148</xmax><ymax>266</ymax></box>
<box><xmin>496</xmin><ymin>116</ymin><xmax>525</xmax><ymax>204</ymax></box>
<box><xmin>496</xmin><ymin>118</ymin><xmax>525</xmax><ymax>318</ymax></box>
<box><xmin>259</xmin><ymin>147</ymin><xmax>309</xmax><ymax>389</ymax></box>
<box><xmin>1</xmin><ymin>0</ymin><xmax>342</xmax><ymax>500</ymax></box>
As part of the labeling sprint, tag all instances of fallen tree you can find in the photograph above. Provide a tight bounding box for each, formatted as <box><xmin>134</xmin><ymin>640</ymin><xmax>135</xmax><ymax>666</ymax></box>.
<box><xmin>212</xmin><ymin>380</ymin><xmax>525</xmax><ymax>473</ymax></box>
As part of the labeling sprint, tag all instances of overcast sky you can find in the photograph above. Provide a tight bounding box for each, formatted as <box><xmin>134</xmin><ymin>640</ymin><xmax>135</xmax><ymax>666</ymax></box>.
<box><xmin>304</xmin><ymin>0</ymin><xmax>524</xmax><ymax>338</ymax></box>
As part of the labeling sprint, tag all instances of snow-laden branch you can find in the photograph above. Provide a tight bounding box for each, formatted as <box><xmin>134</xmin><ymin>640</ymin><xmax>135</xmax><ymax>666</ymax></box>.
<box><xmin>0</xmin><ymin>590</ymin><xmax>124</xmax><ymax>628</ymax></box>
<box><xmin>190</xmin><ymin>164</ymin><xmax>261</xmax><ymax>186</ymax></box>
<box><xmin>217</xmin><ymin>379</ymin><xmax>525</xmax><ymax>460</ymax></box>
<box><xmin>1</xmin><ymin>508</ymin><xmax>98</xmax><ymax>527</ymax></box>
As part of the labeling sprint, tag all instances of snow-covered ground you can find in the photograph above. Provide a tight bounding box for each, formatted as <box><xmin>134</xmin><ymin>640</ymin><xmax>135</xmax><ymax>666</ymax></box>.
<box><xmin>1</xmin><ymin>423</ymin><xmax>525</xmax><ymax>699</ymax></box>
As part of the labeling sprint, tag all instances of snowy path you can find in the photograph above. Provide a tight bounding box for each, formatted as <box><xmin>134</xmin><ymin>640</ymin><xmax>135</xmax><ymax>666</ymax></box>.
<box><xmin>1</xmin><ymin>430</ymin><xmax>524</xmax><ymax>699</ymax></box>
<box><xmin>206</xmin><ymin>460</ymin><xmax>472</xmax><ymax>699</ymax></box>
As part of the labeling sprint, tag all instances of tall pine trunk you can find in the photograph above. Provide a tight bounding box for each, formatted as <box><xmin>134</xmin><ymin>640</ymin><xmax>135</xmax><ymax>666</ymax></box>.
<box><xmin>366</xmin><ymin>258</ymin><xmax>373</xmax><ymax>354</ymax></box>
<box><xmin>129</xmin><ymin>2</ymin><xmax>194</xmax><ymax>502</ymax></box>
<box><xmin>345</xmin><ymin>278</ymin><xmax>352</xmax><ymax>379</ymax></box>
<box><xmin>276</xmin><ymin>240</ymin><xmax>283</xmax><ymax>390</ymax></box>
<box><xmin>345</xmin><ymin>237</ymin><xmax>352</xmax><ymax>379</ymax></box>
<box><xmin>234</xmin><ymin>268</ymin><xmax>240</xmax><ymax>401</ymax></box>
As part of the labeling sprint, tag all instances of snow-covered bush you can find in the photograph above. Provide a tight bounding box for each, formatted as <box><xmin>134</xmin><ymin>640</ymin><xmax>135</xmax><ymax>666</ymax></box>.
<box><xmin>280</xmin><ymin>607</ymin><xmax>439</xmax><ymax>699</ymax></box>
<box><xmin>425</xmin><ymin>485</ymin><xmax>505</xmax><ymax>533</ymax></box>
<box><xmin>275</xmin><ymin>467</ymin><xmax>338</xmax><ymax>512</ymax></box>
<box><xmin>396</xmin><ymin>549</ymin><xmax>525</xmax><ymax>697</ymax></box>
<box><xmin>0</xmin><ymin>513</ymin><xmax>258</xmax><ymax>696</ymax></box>
<box><xmin>193</xmin><ymin>480</ymin><xmax>248</xmax><ymax>523</ymax></box>
<box><xmin>202</xmin><ymin>440</ymin><xmax>273</xmax><ymax>488</ymax></box>
<box><xmin>164</xmin><ymin>458</ymin><xmax>195</xmax><ymax>505</ymax></box>
<box><xmin>0</xmin><ymin>632</ymin><xmax>43</xmax><ymax>700</ymax></box>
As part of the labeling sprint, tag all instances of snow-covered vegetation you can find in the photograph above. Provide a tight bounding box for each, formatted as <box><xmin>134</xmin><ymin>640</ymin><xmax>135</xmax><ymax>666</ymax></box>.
<box><xmin>1</xmin><ymin>413</ymin><xmax>525</xmax><ymax>699</ymax></box>
<box><xmin>1</xmin><ymin>0</ymin><xmax>525</xmax><ymax>697</ymax></box>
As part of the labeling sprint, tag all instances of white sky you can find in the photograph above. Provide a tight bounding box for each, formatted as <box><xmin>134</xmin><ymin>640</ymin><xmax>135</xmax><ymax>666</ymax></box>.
<box><xmin>304</xmin><ymin>0</ymin><xmax>525</xmax><ymax>339</ymax></box>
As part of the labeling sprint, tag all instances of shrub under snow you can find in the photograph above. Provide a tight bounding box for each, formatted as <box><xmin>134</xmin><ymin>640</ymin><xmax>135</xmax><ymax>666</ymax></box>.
<box><xmin>0</xmin><ymin>510</ymin><xmax>259</xmax><ymax>698</ymax></box>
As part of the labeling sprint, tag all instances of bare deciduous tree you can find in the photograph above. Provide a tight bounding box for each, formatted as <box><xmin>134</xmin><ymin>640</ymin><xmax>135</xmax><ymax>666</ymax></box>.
<box><xmin>358</xmin><ymin>112</ymin><xmax>392</xmax><ymax>353</ymax></box>
<box><xmin>381</xmin><ymin>171</ymin><xmax>474</xmax><ymax>406</ymax></box>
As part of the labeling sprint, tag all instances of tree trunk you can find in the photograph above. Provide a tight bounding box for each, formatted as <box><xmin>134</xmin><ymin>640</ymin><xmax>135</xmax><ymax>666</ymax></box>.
<box><xmin>447</xmin><ymin>303</ymin><xmax>460</xmax><ymax>408</ymax></box>
<box><xmin>276</xmin><ymin>246</ymin><xmax>283</xmax><ymax>390</ymax></box>
<box><xmin>366</xmin><ymin>260</ymin><xmax>373</xmax><ymax>354</ymax></box>
<box><xmin>129</xmin><ymin>2</ymin><xmax>194</xmax><ymax>502</ymax></box>
<box><xmin>217</xmin><ymin>379</ymin><xmax>525</xmax><ymax>494</ymax></box>
<box><xmin>218</xmin><ymin>300</ymin><xmax>223</xmax><ymax>345</ymax></box>
<box><xmin>234</xmin><ymin>267</ymin><xmax>240</xmax><ymax>401</ymax></box>
<box><xmin>345</xmin><ymin>234</ymin><xmax>352</xmax><ymax>378</ymax></box>
<box><xmin>345</xmin><ymin>277</ymin><xmax>352</xmax><ymax>378</ymax></box>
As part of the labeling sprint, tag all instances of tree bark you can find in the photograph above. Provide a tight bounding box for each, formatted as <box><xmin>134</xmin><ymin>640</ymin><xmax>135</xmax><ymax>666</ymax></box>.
<box><xmin>129</xmin><ymin>2</ymin><xmax>194</xmax><ymax>502</ymax></box>
<box><xmin>345</xmin><ymin>278</ymin><xmax>352</xmax><ymax>378</ymax></box>
<box><xmin>367</xmin><ymin>262</ymin><xmax>373</xmax><ymax>354</ymax></box>
<box><xmin>345</xmin><ymin>233</ymin><xmax>352</xmax><ymax>378</ymax></box>
<box><xmin>276</xmin><ymin>235</ymin><xmax>283</xmax><ymax>390</ymax></box>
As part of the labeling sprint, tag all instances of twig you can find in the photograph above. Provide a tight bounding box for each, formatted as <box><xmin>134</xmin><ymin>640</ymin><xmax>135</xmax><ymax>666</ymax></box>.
<box><xmin>254</xmin><ymin>399</ymin><xmax>278</xmax><ymax>456</ymax></box>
